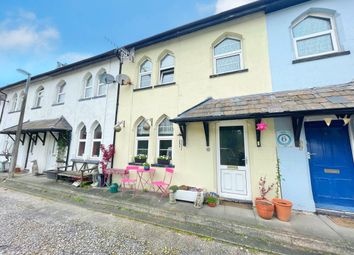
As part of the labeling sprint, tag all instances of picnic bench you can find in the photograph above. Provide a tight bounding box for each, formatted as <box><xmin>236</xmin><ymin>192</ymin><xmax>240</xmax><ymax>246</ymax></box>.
<box><xmin>45</xmin><ymin>159</ymin><xmax>99</xmax><ymax>183</ymax></box>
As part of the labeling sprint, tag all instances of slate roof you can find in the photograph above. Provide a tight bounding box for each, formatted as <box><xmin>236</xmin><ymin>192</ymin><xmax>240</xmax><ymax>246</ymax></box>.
<box><xmin>171</xmin><ymin>82</ymin><xmax>354</xmax><ymax>123</ymax></box>
<box><xmin>0</xmin><ymin>116</ymin><xmax>72</xmax><ymax>134</ymax></box>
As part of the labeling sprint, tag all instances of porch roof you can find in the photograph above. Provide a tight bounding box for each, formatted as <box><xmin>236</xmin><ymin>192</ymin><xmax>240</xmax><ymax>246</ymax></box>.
<box><xmin>0</xmin><ymin>116</ymin><xmax>72</xmax><ymax>134</ymax></box>
<box><xmin>171</xmin><ymin>81</ymin><xmax>354</xmax><ymax>123</ymax></box>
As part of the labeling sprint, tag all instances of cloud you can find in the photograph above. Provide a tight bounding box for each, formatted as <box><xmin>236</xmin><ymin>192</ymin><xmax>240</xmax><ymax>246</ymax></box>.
<box><xmin>0</xmin><ymin>10</ymin><xmax>59</xmax><ymax>52</ymax></box>
<box><xmin>57</xmin><ymin>52</ymin><xmax>93</xmax><ymax>64</ymax></box>
<box><xmin>215</xmin><ymin>0</ymin><xmax>258</xmax><ymax>13</ymax></box>
<box><xmin>196</xmin><ymin>2</ymin><xmax>215</xmax><ymax>15</ymax></box>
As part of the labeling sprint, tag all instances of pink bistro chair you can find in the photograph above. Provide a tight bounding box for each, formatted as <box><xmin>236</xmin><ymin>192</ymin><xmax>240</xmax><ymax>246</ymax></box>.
<box><xmin>120</xmin><ymin>165</ymin><xmax>139</xmax><ymax>197</ymax></box>
<box><xmin>151</xmin><ymin>168</ymin><xmax>174</xmax><ymax>199</ymax></box>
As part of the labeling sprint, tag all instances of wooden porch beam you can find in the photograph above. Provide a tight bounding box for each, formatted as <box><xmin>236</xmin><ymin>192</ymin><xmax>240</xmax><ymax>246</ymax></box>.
<box><xmin>179</xmin><ymin>123</ymin><xmax>187</xmax><ymax>147</ymax></box>
<box><xmin>202</xmin><ymin>122</ymin><xmax>210</xmax><ymax>147</ymax></box>
<box><xmin>292</xmin><ymin>116</ymin><xmax>304</xmax><ymax>147</ymax></box>
<box><xmin>255</xmin><ymin>118</ymin><xmax>261</xmax><ymax>147</ymax></box>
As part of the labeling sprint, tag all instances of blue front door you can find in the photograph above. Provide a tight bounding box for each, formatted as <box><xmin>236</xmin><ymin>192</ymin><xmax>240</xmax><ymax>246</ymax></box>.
<box><xmin>305</xmin><ymin>120</ymin><xmax>354</xmax><ymax>211</ymax></box>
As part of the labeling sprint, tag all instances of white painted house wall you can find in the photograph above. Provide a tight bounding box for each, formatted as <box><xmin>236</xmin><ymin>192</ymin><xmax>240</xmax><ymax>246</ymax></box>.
<box><xmin>0</xmin><ymin>58</ymin><xmax>120</xmax><ymax>172</ymax></box>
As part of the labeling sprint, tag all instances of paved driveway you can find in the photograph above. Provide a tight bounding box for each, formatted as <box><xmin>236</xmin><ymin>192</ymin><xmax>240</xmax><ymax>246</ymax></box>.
<box><xmin>0</xmin><ymin>187</ymin><xmax>262</xmax><ymax>255</ymax></box>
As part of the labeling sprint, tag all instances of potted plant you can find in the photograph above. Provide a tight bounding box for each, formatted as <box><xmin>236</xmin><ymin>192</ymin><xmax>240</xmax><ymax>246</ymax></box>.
<box><xmin>134</xmin><ymin>154</ymin><xmax>147</xmax><ymax>164</ymax></box>
<box><xmin>255</xmin><ymin>176</ymin><xmax>275</xmax><ymax>220</ymax></box>
<box><xmin>157</xmin><ymin>155</ymin><xmax>170</xmax><ymax>165</ymax></box>
<box><xmin>143</xmin><ymin>162</ymin><xmax>150</xmax><ymax>170</ymax></box>
<box><xmin>169</xmin><ymin>185</ymin><xmax>178</xmax><ymax>204</ymax></box>
<box><xmin>206</xmin><ymin>196</ymin><xmax>218</xmax><ymax>207</ymax></box>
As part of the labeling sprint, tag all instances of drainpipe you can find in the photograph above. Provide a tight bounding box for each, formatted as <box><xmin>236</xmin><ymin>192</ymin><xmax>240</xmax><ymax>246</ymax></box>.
<box><xmin>0</xmin><ymin>90</ymin><xmax>7</xmax><ymax>124</ymax></box>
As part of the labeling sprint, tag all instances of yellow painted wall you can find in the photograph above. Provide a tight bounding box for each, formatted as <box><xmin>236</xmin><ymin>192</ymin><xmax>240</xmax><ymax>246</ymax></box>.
<box><xmin>113</xmin><ymin>12</ymin><xmax>277</xmax><ymax>201</ymax></box>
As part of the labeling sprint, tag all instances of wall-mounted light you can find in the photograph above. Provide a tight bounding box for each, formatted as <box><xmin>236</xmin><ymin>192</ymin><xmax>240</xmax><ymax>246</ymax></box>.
<box><xmin>143</xmin><ymin>118</ymin><xmax>153</xmax><ymax>131</ymax></box>
<box><xmin>114</xmin><ymin>120</ymin><xmax>125</xmax><ymax>132</ymax></box>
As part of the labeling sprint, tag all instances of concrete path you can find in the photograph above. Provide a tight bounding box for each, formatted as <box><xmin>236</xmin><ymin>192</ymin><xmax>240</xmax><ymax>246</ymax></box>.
<box><xmin>2</xmin><ymin>174</ymin><xmax>354</xmax><ymax>254</ymax></box>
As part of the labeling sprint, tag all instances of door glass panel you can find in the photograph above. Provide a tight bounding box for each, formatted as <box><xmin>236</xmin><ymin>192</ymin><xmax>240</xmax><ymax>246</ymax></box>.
<box><xmin>219</xmin><ymin>126</ymin><xmax>245</xmax><ymax>166</ymax></box>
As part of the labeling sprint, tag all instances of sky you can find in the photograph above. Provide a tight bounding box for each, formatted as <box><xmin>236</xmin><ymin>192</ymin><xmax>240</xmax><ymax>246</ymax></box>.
<box><xmin>0</xmin><ymin>0</ymin><xmax>257</xmax><ymax>86</ymax></box>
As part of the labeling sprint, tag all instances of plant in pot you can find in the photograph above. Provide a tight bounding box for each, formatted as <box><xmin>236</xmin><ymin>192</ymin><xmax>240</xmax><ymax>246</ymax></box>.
<box><xmin>143</xmin><ymin>162</ymin><xmax>150</xmax><ymax>170</ymax></box>
<box><xmin>169</xmin><ymin>185</ymin><xmax>178</xmax><ymax>204</ymax></box>
<box><xmin>206</xmin><ymin>196</ymin><xmax>218</xmax><ymax>207</ymax></box>
<box><xmin>134</xmin><ymin>154</ymin><xmax>147</xmax><ymax>164</ymax></box>
<box><xmin>255</xmin><ymin>176</ymin><xmax>275</xmax><ymax>220</ymax></box>
<box><xmin>272</xmin><ymin>159</ymin><xmax>293</xmax><ymax>222</ymax></box>
<box><xmin>157</xmin><ymin>155</ymin><xmax>171</xmax><ymax>165</ymax></box>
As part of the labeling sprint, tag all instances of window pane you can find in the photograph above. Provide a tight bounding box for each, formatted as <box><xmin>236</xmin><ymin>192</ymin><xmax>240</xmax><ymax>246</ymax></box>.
<box><xmin>158</xmin><ymin>118</ymin><xmax>173</xmax><ymax>136</ymax></box>
<box><xmin>297</xmin><ymin>34</ymin><xmax>333</xmax><ymax>57</ymax></box>
<box><xmin>137</xmin><ymin>122</ymin><xmax>150</xmax><ymax>136</ymax></box>
<box><xmin>84</xmin><ymin>87</ymin><xmax>93</xmax><ymax>98</ymax></box>
<box><xmin>161</xmin><ymin>55</ymin><xmax>174</xmax><ymax>68</ymax></box>
<box><xmin>94</xmin><ymin>125</ymin><xmax>102</xmax><ymax>139</ymax></box>
<box><xmin>36</xmin><ymin>96</ymin><xmax>42</xmax><ymax>107</ymax></box>
<box><xmin>293</xmin><ymin>16</ymin><xmax>331</xmax><ymax>38</ymax></box>
<box><xmin>214</xmin><ymin>38</ymin><xmax>241</xmax><ymax>56</ymax></box>
<box><xmin>140</xmin><ymin>74</ymin><xmax>151</xmax><ymax>88</ymax></box>
<box><xmin>159</xmin><ymin>140</ymin><xmax>172</xmax><ymax>158</ymax></box>
<box><xmin>219</xmin><ymin>126</ymin><xmax>245</xmax><ymax>166</ymax></box>
<box><xmin>86</xmin><ymin>76</ymin><xmax>92</xmax><ymax>88</ymax></box>
<box><xmin>99</xmin><ymin>72</ymin><xmax>106</xmax><ymax>84</ymax></box>
<box><xmin>98</xmin><ymin>84</ymin><xmax>107</xmax><ymax>96</ymax></box>
<box><xmin>59</xmin><ymin>84</ymin><xmax>65</xmax><ymax>93</ymax></box>
<box><xmin>58</xmin><ymin>94</ymin><xmax>65</xmax><ymax>103</ymax></box>
<box><xmin>78</xmin><ymin>142</ymin><xmax>85</xmax><ymax>156</ymax></box>
<box><xmin>92</xmin><ymin>141</ymin><xmax>101</xmax><ymax>157</ymax></box>
<box><xmin>140</xmin><ymin>60</ymin><xmax>152</xmax><ymax>72</ymax></box>
<box><xmin>137</xmin><ymin>140</ymin><xmax>148</xmax><ymax>156</ymax></box>
<box><xmin>80</xmin><ymin>126</ymin><xmax>87</xmax><ymax>139</ymax></box>
<box><xmin>161</xmin><ymin>69</ymin><xmax>174</xmax><ymax>84</ymax></box>
<box><xmin>216</xmin><ymin>55</ymin><xmax>241</xmax><ymax>74</ymax></box>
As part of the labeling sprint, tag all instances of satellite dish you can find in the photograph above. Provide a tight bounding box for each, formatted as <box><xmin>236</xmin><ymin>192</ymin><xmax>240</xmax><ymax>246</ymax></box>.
<box><xmin>102</xmin><ymin>73</ymin><xmax>115</xmax><ymax>84</ymax></box>
<box><xmin>117</xmin><ymin>74</ymin><xmax>132</xmax><ymax>85</ymax></box>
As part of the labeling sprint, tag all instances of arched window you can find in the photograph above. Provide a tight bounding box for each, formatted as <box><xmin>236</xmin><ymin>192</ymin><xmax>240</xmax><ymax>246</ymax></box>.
<box><xmin>34</xmin><ymin>87</ymin><xmax>44</xmax><ymax>107</ymax></box>
<box><xmin>213</xmin><ymin>38</ymin><xmax>242</xmax><ymax>74</ymax></box>
<box><xmin>84</xmin><ymin>74</ymin><xmax>93</xmax><ymax>98</ymax></box>
<box><xmin>11</xmin><ymin>93</ymin><xmax>18</xmax><ymax>112</ymax></box>
<box><xmin>91</xmin><ymin>124</ymin><xmax>102</xmax><ymax>157</ymax></box>
<box><xmin>157</xmin><ymin>118</ymin><xmax>173</xmax><ymax>159</ymax></box>
<box><xmin>97</xmin><ymin>71</ymin><xmax>107</xmax><ymax>96</ymax></box>
<box><xmin>17</xmin><ymin>91</ymin><xmax>24</xmax><ymax>111</ymax></box>
<box><xmin>292</xmin><ymin>14</ymin><xmax>338</xmax><ymax>58</ymax></box>
<box><xmin>77</xmin><ymin>125</ymin><xmax>87</xmax><ymax>156</ymax></box>
<box><xmin>56</xmin><ymin>82</ymin><xmax>66</xmax><ymax>104</ymax></box>
<box><xmin>159</xmin><ymin>54</ymin><xmax>175</xmax><ymax>84</ymax></box>
<box><xmin>136</xmin><ymin>120</ymin><xmax>149</xmax><ymax>156</ymax></box>
<box><xmin>139</xmin><ymin>60</ymin><xmax>152</xmax><ymax>88</ymax></box>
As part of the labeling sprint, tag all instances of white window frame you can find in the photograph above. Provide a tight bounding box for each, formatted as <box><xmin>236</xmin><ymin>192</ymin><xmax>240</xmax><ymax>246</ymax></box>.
<box><xmin>84</xmin><ymin>75</ymin><xmax>93</xmax><ymax>98</ymax></box>
<box><xmin>159</xmin><ymin>54</ymin><xmax>175</xmax><ymax>85</ymax></box>
<box><xmin>77</xmin><ymin>126</ymin><xmax>87</xmax><ymax>157</ymax></box>
<box><xmin>91</xmin><ymin>124</ymin><xmax>102</xmax><ymax>158</ymax></box>
<box><xmin>11</xmin><ymin>94</ymin><xmax>18</xmax><ymax>112</ymax></box>
<box><xmin>97</xmin><ymin>71</ymin><xmax>107</xmax><ymax>96</ymax></box>
<box><xmin>135</xmin><ymin>121</ymin><xmax>149</xmax><ymax>156</ymax></box>
<box><xmin>16</xmin><ymin>92</ymin><xmax>24</xmax><ymax>111</ymax></box>
<box><xmin>57</xmin><ymin>82</ymin><xmax>66</xmax><ymax>104</ymax></box>
<box><xmin>139</xmin><ymin>60</ymin><xmax>152</xmax><ymax>88</ymax></box>
<box><xmin>34</xmin><ymin>87</ymin><xmax>44</xmax><ymax>107</ymax></box>
<box><xmin>157</xmin><ymin>118</ymin><xmax>173</xmax><ymax>160</ymax></box>
<box><xmin>213</xmin><ymin>38</ymin><xmax>243</xmax><ymax>75</ymax></box>
<box><xmin>292</xmin><ymin>14</ymin><xmax>339</xmax><ymax>59</ymax></box>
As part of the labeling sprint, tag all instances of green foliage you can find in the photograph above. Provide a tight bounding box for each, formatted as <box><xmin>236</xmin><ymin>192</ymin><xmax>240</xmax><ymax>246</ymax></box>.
<box><xmin>135</xmin><ymin>154</ymin><xmax>147</xmax><ymax>160</ymax></box>
<box><xmin>157</xmin><ymin>155</ymin><xmax>170</xmax><ymax>161</ymax></box>
<box><xmin>169</xmin><ymin>185</ymin><xmax>178</xmax><ymax>193</ymax></box>
<box><xmin>207</xmin><ymin>196</ymin><xmax>218</xmax><ymax>204</ymax></box>
<box><xmin>57</xmin><ymin>131</ymin><xmax>69</xmax><ymax>162</ymax></box>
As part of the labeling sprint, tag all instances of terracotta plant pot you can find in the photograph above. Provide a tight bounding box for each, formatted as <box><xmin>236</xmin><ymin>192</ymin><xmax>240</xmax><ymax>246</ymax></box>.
<box><xmin>255</xmin><ymin>198</ymin><xmax>274</xmax><ymax>220</ymax></box>
<box><xmin>207</xmin><ymin>202</ymin><xmax>217</xmax><ymax>207</ymax></box>
<box><xmin>273</xmin><ymin>198</ymin><xmax>293</xmax><ymax>222</ymax></box>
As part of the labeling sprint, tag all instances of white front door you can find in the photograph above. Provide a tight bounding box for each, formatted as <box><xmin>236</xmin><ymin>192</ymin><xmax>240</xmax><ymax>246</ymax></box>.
<box><xmin>217</xmin><ymin>121</ymin><xmax>251</xmax><ymax>201</ymax></box>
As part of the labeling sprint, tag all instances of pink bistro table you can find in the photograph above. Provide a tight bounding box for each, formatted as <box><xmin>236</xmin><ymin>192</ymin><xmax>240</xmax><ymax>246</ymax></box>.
<box><xmin>103</xmin><ymin>168</ymin><xmax>128</xmax><ymax>186</ymax></box>
<box><xmin>136</xmin><ymin>167</ymin><xmax>156</xmax><ymax>191</ymax></box>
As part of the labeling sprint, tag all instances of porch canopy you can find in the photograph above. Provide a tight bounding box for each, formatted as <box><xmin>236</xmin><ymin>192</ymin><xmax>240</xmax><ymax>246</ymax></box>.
<box><xmin>171</xmin><ymin>82</ymin><xmax>354</xmax><ymax>147</ymax></box>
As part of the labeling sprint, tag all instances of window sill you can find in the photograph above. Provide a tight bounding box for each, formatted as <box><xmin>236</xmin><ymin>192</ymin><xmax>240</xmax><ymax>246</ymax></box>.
<box><xmin>209</xmin><ymin>68</ymin><xmax>249</xmax><ymax>78</ymax></box>
<box><xmin>128</xmin><ymin>162</ymin><xmax>175</xmax><ymax>168</ymax></box>
<box><xmin>52</xmin><ymin>102</ymin><xmax>64</xmax><ymax>107</ymax></box>
<box><xmin>292</xmin><ymin>51</ymin><xmax>351</xmax><ymax>64</ymax></box>
<box><xmin>133</xmin><ymin>86</ymin><xmax>153</xmax><ymax>92</ymax></box>
<box><xmin>8</xmin><ymin>110</ymin><xmax>21</xmax><ymax>114</ymax></box>
<box><xmin>78</xmin><ymin>95</ymin><xmax>106</xmax><ymax>102</ymax></box>
<box><xmin>154</xmin><ymin>82</ymin><xmax>176</xmax><ymax>88</ymax></box>
<box><xmin>31</xmin><ymin>106</ymin><xmax>42</xmax><ymax>110</ymax></box>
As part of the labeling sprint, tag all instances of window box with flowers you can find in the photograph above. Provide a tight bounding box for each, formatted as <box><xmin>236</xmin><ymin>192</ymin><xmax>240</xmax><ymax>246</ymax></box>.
<box><xmin>134</xmin><ymin>154</ymin><xmax>147</xmax><ymax>164</ymax></box>
<box><xmin>157</xmin><ymin>155</ymin><xmax>170</xmax><ymax>165</ymax></box>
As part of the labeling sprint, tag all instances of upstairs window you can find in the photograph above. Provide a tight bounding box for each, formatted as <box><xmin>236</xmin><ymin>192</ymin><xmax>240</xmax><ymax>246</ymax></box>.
<box><xmin>57</xmin><ymin>82</ymin><xmax>66</xmax><ymax>104</ymax></box>
<box><xmin>97</xmin><ymin>71</ymin><xmax>107</xmax><ymax>96</ymax></box>
<box><xmin>136</xmin><ymin>121</ymin><xmax>149</xmax><ymax>156</ymax></box>
<box><xmin>17</xmin><ymin>91</ymin><xmax>24</xmax><ymax>111</ymax></box>
<box><xmin>139</xmin><ymin>60</ymin><xmax>152</xmax><ymax>88</ymax></box>
<box><xmin>34</xmin><ymin>87</ymin><xmax>44</xmax><ymax>107</ymax></box>
<box><xmin>11</xmin><ymin>94</ymin><xmax>18</xmax><ymax>112</ymax></box>
<box><xmin>84</xmin><ymin>75</ymin><xmax>93</xmax><ymax>98</ymax></box>
<box><xmin>78</xmin><ymin>125</ymin><xmax>87</xmax><ymax>156</ymax></box>
<box><xmin>292</xmin><ymin>15</ymin><xmax>338</xmax><ymax>58</ymax></box>
<box><xmin>157</xmin><ymin>118</ymin><xmax>173</xmax><ymax>159</ymax></box>
<box><xmin>159</xmin><ymin>54</ymin><xmax>175</xmax><ymax>84</ymax></box>
<box><xmin>214</xmin><ymin>38</ymin><xmax>242</xmax><ymax>74</ymax></box>
<box><xmin>92</xmin><ymin>124</ymin><xmax>102</xmax><ymax>157</ymax></box>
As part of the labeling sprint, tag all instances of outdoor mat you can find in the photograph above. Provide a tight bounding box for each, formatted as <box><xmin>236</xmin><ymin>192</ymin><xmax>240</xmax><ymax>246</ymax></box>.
<box><xmin>219</xmin><ymin>200</ymin><xmax>252</xmax><ymax>209</ymax></box>
<box><xmin>328</xmin><ymin>216</ymin><xmax>354</xmax><ymax>228</ymax></box>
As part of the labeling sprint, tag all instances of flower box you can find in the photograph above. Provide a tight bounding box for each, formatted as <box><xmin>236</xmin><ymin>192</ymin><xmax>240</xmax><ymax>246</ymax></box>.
<box><xmin>175</xmin><ymin>190</ymin><xmax>204</xmax><ymax>202</ymax></box>
<box><xmin>157</xmin><ymin>159</ymin><xmax>170</xmax><ymax>165</ymax></box>
<box><xmin>134</xmin><ymin>158</ymin><xmax>147</xmax><ymax>164</ymax></box>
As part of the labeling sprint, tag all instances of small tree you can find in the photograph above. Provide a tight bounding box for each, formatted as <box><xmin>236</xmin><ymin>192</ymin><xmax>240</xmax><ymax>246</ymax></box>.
<box><xmin>100</xmin><ymin>144</ymin><xmax>115</xmax><ymax>172</ymax></box>
<box><xmin>259</xmin><ymin>176</ymin><xmax>274</xmax><ymax>200</ymax></box>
